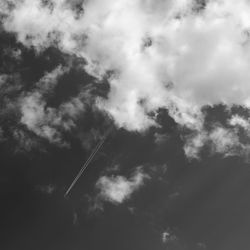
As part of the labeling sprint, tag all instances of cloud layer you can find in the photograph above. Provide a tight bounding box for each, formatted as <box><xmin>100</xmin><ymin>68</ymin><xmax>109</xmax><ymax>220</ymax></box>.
<box><xmin>3</xmin><ymin>0</ymin><xmax>250</xmax><ymax>131</ymax></box>
<box><xmin>2</xmin><ymin>0</ymin><xmax>250</xmax><ymax>158</ymax></box>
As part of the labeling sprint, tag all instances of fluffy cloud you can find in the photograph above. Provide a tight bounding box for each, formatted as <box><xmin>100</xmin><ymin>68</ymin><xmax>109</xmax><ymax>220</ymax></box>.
<box><xmin>0</xmin><ymin>49</ymin><xmax>107</xmax><ymax>151</ymax></box>
<box><xmin>20</xmin><ymin>88</ymin><xmax>86</xmax><ymax>146</ymax></box>
<box><xmin>3</xmin><ymin>0</ymin><xmax>250</xmax><ymax>155</ymax></box>
<box><xmin>0</xmin><ymin>65</ymin><xmax>92</xmax><ymax>149</ymax></box>
<box><xmin>95</xmin><ymin>167</ymin><xmax>149</xmax><ymax>205</ymax></box>
<box><xmin>184</xmin><ymin>125</ymin><xmax>247</xmax><ymax>159</ymax></box>
<box><xmin>18</xmin><ymin>66</ymin><xmax>85</xmax><ymax>146</ymax></box>
<box><xmin>229</xmin><ymin>115</ymin><xmax>250</xmax><ymax>131</ymax></box>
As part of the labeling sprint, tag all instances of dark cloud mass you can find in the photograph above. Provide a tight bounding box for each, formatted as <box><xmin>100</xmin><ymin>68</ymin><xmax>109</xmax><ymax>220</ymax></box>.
<box><xmin>1</xmin><ymin>0</ymin><xmax>250</xmax><ymax>250</ymax></box>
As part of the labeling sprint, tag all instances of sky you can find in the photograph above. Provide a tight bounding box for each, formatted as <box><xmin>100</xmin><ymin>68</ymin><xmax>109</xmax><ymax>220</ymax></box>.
<box><xmin>2</xmin><ymin>0</ymin><xmax>250</xmax><ymax>249</ymax></box>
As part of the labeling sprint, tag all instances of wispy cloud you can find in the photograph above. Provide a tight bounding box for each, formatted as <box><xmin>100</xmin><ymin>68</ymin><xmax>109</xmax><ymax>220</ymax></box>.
<box><xmin>36</xmin><ymin>184</ymin><xmax>56</xmax><ymax>195</ymax></box>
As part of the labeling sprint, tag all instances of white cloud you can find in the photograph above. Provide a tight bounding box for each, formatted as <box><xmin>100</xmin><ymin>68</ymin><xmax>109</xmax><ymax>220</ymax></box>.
<box><xmin>209</xmin><ymin>126</ymin><xmax>240</xmax><ymax>155</ymax></box>
<box><xmin>4</xmin><ymin>0</ymin><xmax>250</xmax><ymax>155</ymax></box>
<box><xmin>184</xmin><ymin>126</ymin><xmax>241</xmax><ymax>159</ymax></box>
<box><xmin>184</xmin><ymin>131</ymin><xmax>207</xmax><ymax>159</ymax></box>
<box><xmin>162</xmin><ymin>231</ymin><xmax>171</xmax><ymax>243</ymax></box>
<box><xmin>35</xmin><ymin>65</ymin><xmax>67</xmax><ymax>93</ymax></box>
<box><xmin>19</xmin><ymin>66</ymin><xmax>86</xmax><ymax>146</ymax></box>
<box><xmin>161</xmin><ymin>229</ymin><xmax>178</xmax><ymax>244</ymax></box>
<box><xmin>229</xmin><ymin>115</ymin><xmax>250</xmax><ymax>131</ymax></box>
<box><xmin>96</xmin><ymin>167</ymin><xmax>149</xmax><ymax>205</ymax></box>
<box><xmin>20</xmin><ymin>92</ymin><xmax>63</xmax><ymax>144</ymax></box>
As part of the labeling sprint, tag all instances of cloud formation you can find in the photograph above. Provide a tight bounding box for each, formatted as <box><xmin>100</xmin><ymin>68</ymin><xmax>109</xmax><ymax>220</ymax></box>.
<box><xmin>184</xmin><ymin>126</ymin><xmax>241</xmax><ymax>159</ymax></box>
<box><xmin>3</xmin><ymin>0</ymin><xmax>250</xmax><ymax>158</ymax></box>
<box><xmin>95</xmin><ymin>167</ymin><xmax>149</xmax><ymax>205</ymax></box>
<box><xmin>2</xmin><ymin>0</ymin><xmax>250</xmax><ymax>130</ymax></box>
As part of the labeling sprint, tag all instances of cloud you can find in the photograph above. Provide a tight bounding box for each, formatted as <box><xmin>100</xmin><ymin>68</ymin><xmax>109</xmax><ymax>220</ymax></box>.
<box><xmin>17</xmin><ymin>64</ymin><xmax>101</xmax><ymax>148</ymax></box>
<box><xmin>13</xmin><ymin>129</ymin><xmax>41</xmax><ymax>152</ymax></box>
<box><xmin>3</xmin><ymin>0</ymin><xmax>250</xmax><ymax>156</ymax></box>
<box><xmin>229</xmin><ymin>115</ymin><xmax>250</xmax><ymax>131</ymax></box>
<box><xmin>36</xmin><ymin>184</ymin><xmax>56</xmax><ymax>195</ymax></box>
<box><xmin>162</xmin><ymin>230</ymin><xmax>178</xmax><ymax>244</ymax></box>
<box><xmin>184</xmin><ymin>125</ymin><xmax>245</xmax><ymax>159</ymax></box>
<box><xmin>20</xmin><ymin>90</ymin><xmax>88</xmax><ymax>146</ymax></box>
<box><xmin>0</xmin><ymin>46</ymin><xmax>109</xmax><ymax>152</ymax></box>
<box><xmin>2</xmin><ymin>0</ymin><xmax>250</xmax><ymax>130</ymax></box>
<box><xmin>95</xmin><ymin>167</ymin><xmax>149</xmax><ymax>205</ymax></box>
<box><xmin>20</xmin><ymin>92</ymin><xmax>64</xmax><ymax>144</ymax></box>
<box><xmin>0</xmin><ymin>64</ymin><xmax>94</xmax><ymax>150</ymax></box>
<box><xmin>209</xmin><ymin>127</ymin><xmax>240</xmax><ymax>155</ymax></box>
<box><xmin>34</xmin><ymin>65</ymin><xmax>67</xmax><ymax>94</ymax></box>
<box><xmin>19</xmin><ymin>66</ymin><xmax>81</xmax><ymax>146</ymax></box>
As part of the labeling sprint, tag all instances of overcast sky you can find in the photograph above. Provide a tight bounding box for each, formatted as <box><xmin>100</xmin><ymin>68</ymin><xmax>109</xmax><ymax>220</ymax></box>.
<box><xmin>2</xmin><ymin>0</ymin><xmax>250</xmax><ymax>250</ymax></box>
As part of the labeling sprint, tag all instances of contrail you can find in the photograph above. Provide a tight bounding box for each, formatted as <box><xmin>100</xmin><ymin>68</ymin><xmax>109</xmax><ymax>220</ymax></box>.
<box><xmin>64</xmin><ymin>128</ymin><xmax>112</xmax><ymax>198</ymax></box>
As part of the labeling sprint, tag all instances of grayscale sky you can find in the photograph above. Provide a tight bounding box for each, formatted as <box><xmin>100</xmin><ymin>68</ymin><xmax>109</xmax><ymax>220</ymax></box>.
<box><xmin>1</xmin><ymin>1</ymin><xmax>250</xmax><ymax>250</ymax></box>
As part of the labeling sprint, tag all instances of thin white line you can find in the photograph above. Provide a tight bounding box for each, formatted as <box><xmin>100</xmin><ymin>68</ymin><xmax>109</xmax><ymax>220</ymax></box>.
<box><xmin>64</xmin><ymin>128</ymin><xmax>112</xmax><ymax>197</ymax></box>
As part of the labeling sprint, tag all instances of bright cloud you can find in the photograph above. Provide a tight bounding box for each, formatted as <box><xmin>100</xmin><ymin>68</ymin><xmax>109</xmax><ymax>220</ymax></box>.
<box><xmin>184</xmin><ymin>125</ymin><xmax>243</xmax><ymax>159</ymax></box>
<box><xmin>96</xmin><ymin>167</ymin><xmax>149</xmax><ymax>204</ymax></box>
<box><xmin>19</xmin><ymin>66</ymin><xmax>86</xmax><ymax>146</ymax></box>
<box><xmin>3</xmin><ymin>0</ymin><xmax>250</xmax><ymax>156</ymax></box>
<box><xmin>229</xmin><ymin>115</ymin><xmax>250</xmax><ymax>131</ymax></box>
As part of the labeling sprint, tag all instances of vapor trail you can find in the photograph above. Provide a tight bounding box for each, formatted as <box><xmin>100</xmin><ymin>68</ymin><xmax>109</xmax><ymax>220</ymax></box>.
<box><xmin>64</xmin><ymin>128</ymin><xmax>112</xmax><ymax>197</ymax></box>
